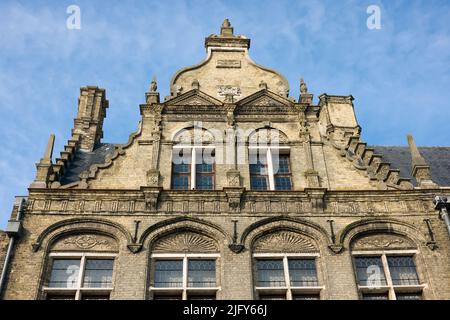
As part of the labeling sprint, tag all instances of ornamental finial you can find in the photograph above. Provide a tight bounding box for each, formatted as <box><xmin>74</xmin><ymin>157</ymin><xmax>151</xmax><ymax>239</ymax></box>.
<box><xmin>220</xmin><ymin>18</ymin><xmax>234</xmax><ymax>36</ymax></box>
<box><xmin>300</xmin><ymin>78</ymin><xmax>308</xmax><ymax>94</ymax></box>
<box><xmin>150</xmin><ymin>76</ymin><xmax>157</xmax><ymax>92</ymax></box>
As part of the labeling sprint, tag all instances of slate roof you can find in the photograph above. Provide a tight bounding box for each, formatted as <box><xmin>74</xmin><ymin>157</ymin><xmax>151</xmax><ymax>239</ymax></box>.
<box><xmin>60</xmin><ymin>143</ymin><xmax>116</xmax><ymax>185</ymax></box>
<box><xmin>373</xmin><ymin>146</ymin><xmax>450</xmax><ymax>187</ymax></box>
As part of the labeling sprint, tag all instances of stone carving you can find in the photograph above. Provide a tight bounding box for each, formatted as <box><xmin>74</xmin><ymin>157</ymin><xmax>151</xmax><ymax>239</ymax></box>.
<box><xmin>146</xmin><ymin>169</ymin><xmax>160</xmax><ymax>187</ymax></box>
<box><xmin>250</xmin><ymin>96</ymin><xmax>285</xmax><ymax>107</ymax></box>
<box><xmin>191</xmin><ymin>79</ymin><xmax>200</xmax><ymax>90</ymax></box>
<box><xmin>173</xmin><ymin>128</ymin><xmax>215</xmax><ymax>144</ymax></box>
<box><xmin>248</xmin><ymin>128</ymin><xmax>288</xmax><ymax>144</ymax></box>
<box><xmin>259</xmin><ymin>80</ymin><xmax>268</xmax><ymax>90</ymax></box>
<box><xmin>153</xmin><ymin>232</ymin><xmax>218</xmax><ymax>253</ymax></box>
<box><xmin>60</xmin><ymin>235</ymin><xmax>111</xmax><ymax>250</ymax></box>
<box><xmin>254</xmin><ymin>231</ymin><xmax>317</xmax><ymax>253</ymax></box>
<box><xmin>150</xmin><ymin>76</ymin><xmax>157</xmax><ymax>92</ymax></box>
<box><xmin>226</xmin><ymin>170</ymin><xmax>241</xmax><ymax>187</ymax></box>
<box><xmin>216</xmin><ymin>60</ymin><xmax>241</xmax><ymax>68</ymax></box>
<box><xmin>352</xmin><ymin>234</ymin><xmax>415</xmax><ymax>250</ymax></box>
<box><xmin>217</xmin><ymin>85</ymin><xmax>241</xmax><ymax>97</ymax></box>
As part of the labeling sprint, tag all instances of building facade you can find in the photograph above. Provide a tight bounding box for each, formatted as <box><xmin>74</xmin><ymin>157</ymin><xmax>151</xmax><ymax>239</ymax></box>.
<box><xmin>1</xmin><ymin>20</ymin><xmax>450</xmax><ymax>300</ymax></box>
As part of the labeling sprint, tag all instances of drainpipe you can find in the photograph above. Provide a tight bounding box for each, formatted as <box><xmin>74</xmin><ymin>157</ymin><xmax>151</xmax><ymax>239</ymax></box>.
<box><xmin>433</xmin><ymin>196</ymin><xmax>450</xmax><ymax>238</ymax></box>
<box><xmin>0</xmin><ymin>197</ymin><xmax>26</xmax><ymax>299</ymax></box>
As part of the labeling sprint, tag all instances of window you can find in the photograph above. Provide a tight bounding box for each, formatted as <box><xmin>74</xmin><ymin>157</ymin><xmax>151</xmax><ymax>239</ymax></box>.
<box><xmin>44</xmin><ymin>253</ymin><xmax>115</xmax><ymax>300</ymax></box>
<box><xmin>353</xmin><ymin>253</ymin><xmax>423</xmax><ymax>300</ymax></box>
<box><xmin>249</xmin><ymin>147</ymin><xmax>292</xmax><ymax>191</ymax></box>
<box><xmin>172</xmin><ymin>147</ymin><xmax>215</xmax><ymax>190</ymax></box>
<box><xmin>254</xmin><ymin>254</ymin><xmax>321</xmax><ymax>300</ymax></box>
<box><xmin>151</xmin><ymin>254</ymin><xmax>219</xmax><ymax>300</ymax></box>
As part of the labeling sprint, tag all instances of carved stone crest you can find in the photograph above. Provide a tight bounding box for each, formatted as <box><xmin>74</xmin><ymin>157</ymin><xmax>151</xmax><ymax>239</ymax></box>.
<box><xmin>352</xmin><ymin>234</ymin><xmax>415</xmax><ymax>250</ymax></box>
<box><xmin>217</xmin><ymin>85</ymin><xmax>241</xmax><ymax>98</ymax></box>
<box><xmin>63</xmin><ymin>235</ymin><xmax>109</xmax><ymax>250</ymax></box>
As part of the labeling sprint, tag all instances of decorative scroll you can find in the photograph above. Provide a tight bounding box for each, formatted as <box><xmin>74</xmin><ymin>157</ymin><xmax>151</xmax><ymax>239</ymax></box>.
<box><xmin>51</xmin><ymin>234</ymin><xmax>118</xmax><ymax>252</ymax></box>
<box><xmin>352</xmin><ymin>234</ymin><xmax>416</xmax><ymax>250</ymax></box>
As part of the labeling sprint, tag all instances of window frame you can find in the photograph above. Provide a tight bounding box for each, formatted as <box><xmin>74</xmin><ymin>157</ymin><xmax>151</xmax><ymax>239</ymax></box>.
<box><xmin>149</xmin><ymin>253</ymin><xmax>220</xmax><ymax>300</ymax></box>
<box><xmin>352</xmin><ymin>250</ymin><xmax>425</xmax><ymax>300</ymax></box>
<box><xmin>253</xmin><ymin>253</ymin><xmax>322</xmax><ymax>300</ymax></box>
<box><xmin>172</xmin><ymin>145</ymin><xmax>215</xmax><ymax>190</ymax></box>
<box><xmin>248</xmin><ymin>146</ymin><xmax>292</xmax><ymax>191</ymax></box>
<box><xmin>43</xmin><ymin>252</ymin><xmax>117</xmax><ymax>300</ymax></box>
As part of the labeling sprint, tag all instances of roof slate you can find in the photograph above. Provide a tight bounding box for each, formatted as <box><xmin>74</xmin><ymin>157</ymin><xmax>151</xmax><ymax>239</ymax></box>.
<box><xmin>373</xmin><ymin>146</ymin><xmax>450</xmax><ymax>187</ymax></box>
<box><xmin>60</xmin><ymin>143</ymin><xmax>116</xmax><ymax>185</ymax></box>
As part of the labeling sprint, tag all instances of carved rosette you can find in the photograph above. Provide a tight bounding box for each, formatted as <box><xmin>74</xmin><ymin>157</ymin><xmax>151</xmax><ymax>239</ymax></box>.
<box><xmin>146</xmin><ymin>169</ymin><xmax>160</xmax><ymax>187</ymax></box>
<box><xmin>226</xmin><ymin>170</ymin><xmax>241</xmax><ymax>187</ymax></box>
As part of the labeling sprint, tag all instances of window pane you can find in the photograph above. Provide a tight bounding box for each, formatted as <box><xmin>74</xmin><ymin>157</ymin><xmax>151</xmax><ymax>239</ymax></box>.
<box><xmin>354</xmin><ymin>257</ymin><xmax>387</xmax><ymax>286</ymax></box>
<box><xmin>250</xmin><ymin>161</ymin><xmax>268</xmax><ymax>175</ymax></box>
<box><xmin>292</xmin><ymin>294</ymin><xmax>320</xmax><ymax>300</ymax></box>
<box><xmin>396</xmin><ymin>293</ymin><xmax>422</xmax><ymax>300</ymax></box>
<box><xmin>196</xmin><ymin>175</ymin><xmax>213</xmax><ymax>190</ymax></box>
<box><xmin>288</xmin><ymin>259</ymin><xmax>318</xmax><ymax>287</ymax></box>
<box><xmin>256</xmin><ymin>260</ymin><xmax>285</xmax><ymax>287</ymax></box>
<box><xmin>49</xmin><ymin>259</ymin><xmax>81</xmax><ymax>288</ymax></box>
<box><xmin>83</xmin><ymin>259</ymin><xmax>114</xmax><ymax>288</ymax></box>
<box><xmin>362</xmin><ymin>293</ymin><xmax>389</xmax><ymax>300</ymax></box>
<box><xmin>172</xmin><ymin>175</ymin><xmax>189</xmax><ymax>190</ymax></box>
<box><xmin>250</xmin><ymin>176</ymin><xmax>268</xmax><ymax>191</ymax></box>
<box><xmin>387</xmin><ymin>256</ymin><xmax>419</xmax><ymax>286</ymax></box>
<box><xmin>274</xmin><ymin>176</ymin><xmax>292</xmax><ymax>190</ymax></box>
<box><xmin>154</xmin><ymin>260</ymin><xmax>183</xmax><ymax>288</ymax></box>
<box><xmin>188</xmin><ymin>260</ymin><xmax>216</xmax><ymax>288</ymax></box>
<box><xmin>273</xmin><ymin>155</ymin><xmax>290</xmax><ymax>174</ymax></box>
<box><xmin>173</xmin><ymin>163</ymin><xmax>190</xmax><ymax>173</ymax></box>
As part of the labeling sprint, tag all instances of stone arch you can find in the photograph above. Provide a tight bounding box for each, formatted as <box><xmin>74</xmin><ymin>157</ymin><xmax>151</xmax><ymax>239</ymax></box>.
<box><xmin>247</xmin><ymin>127</ymin><xmax>289</xmax><ymax>145</ymax></box>
<box><xmin>241</xmin><ymin>216</ymin><xmax>331</xmax><ymax>252</ymax></box>
<box><xmin>171</xmin><ymin>126</ymin><xmax>220</xmax><ymax>145</ymax></box>
<box><xmin>338</xmin><ymin>218</ymin><xmax>429</xmax><ymax>250</ymax></box>
<box><xmin>32</xmin><ymin>218</ymin><xmax>133</xmax><ymax>253</ymax></box>
<box><xmin>140</xmin><ymin>216</ymin><xmax>231</xmax><ymax>250</ymax></box>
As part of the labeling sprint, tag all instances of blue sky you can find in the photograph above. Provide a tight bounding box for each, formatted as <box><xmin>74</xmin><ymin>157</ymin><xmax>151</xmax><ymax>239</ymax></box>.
<box><xmin>0</xmin><ymin>0</ymin><xmax>449</xmax><ymax>228</ymax></box>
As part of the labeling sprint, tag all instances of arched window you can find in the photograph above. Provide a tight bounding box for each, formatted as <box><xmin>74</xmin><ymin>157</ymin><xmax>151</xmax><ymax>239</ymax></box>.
<box><xmin>252</xmin><ymin>231</ymin><xmax>322</xmax><ymax>300</ymax></box>
<box><xmin>351</xmin><ymin>233</ymin><xmax>424</xmax><ymax>300</ymax></box>
<box><xmin>248</xmin><ymin>128</ymin><xmax>292</xmax><ymax>191</ymax></box>
<box><xmin>172</xmin><ymin>128</ymin><xmax>215</xmax><ymax>190</ymax></box>
<box><xmin>42</xmin><ymin>233</ymin><xmax>118</xmax><ymax>300</ymax></box>
<box><xmin>149</xmin><ymin>232</ymin><xmax>220</xmax><ymax>300</ymax></box>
